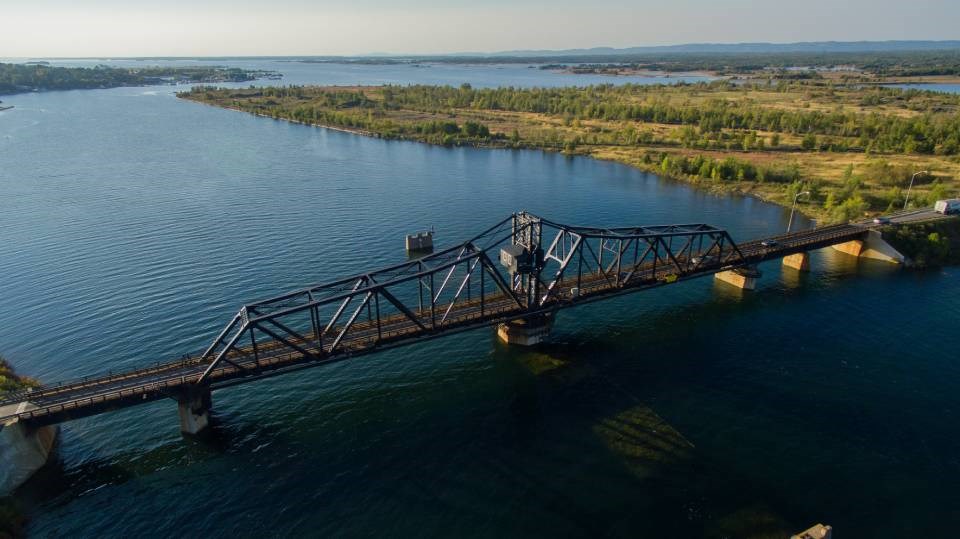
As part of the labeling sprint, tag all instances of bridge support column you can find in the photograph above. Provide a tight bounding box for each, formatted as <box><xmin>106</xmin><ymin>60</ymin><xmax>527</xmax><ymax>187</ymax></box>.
<box><xmin>830</xmin><ymin>231</ymin><xmax>905</xmax><ymax>264</ymax></box>
<box><xmin>177</xmin><ymin>386</ymin><xmax>212</xmax><ymax>436</ymax></box>
<box><xmin>831</xmin><ymin>239</ymin><xmax>864</xmax><ymax>257</ymax></box>
<box><xmin>497</xmin><ymin>314</ymin><xmax>554</xmax><ymax>346</ymax></box>
<box><xmin>861</xmin><ymin>230</ymin><xmax>906</xmax><ymax>264</ymax></box>
<box><xmin>782</xmin><ymin>252</ymin><xmax>810</xmax><ymax>271</ymax></box>
<box><xmin>0</xmin><ymin>402</ymin><xmax>59</xmax><ymax>494</ymax></box>
<box><xmin>714</xmin><ymin>268</ymin><xmax>759</xmax><ymax>290</ymax></box>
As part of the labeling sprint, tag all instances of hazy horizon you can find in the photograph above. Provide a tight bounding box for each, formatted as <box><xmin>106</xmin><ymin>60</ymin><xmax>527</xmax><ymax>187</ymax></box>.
<box><xmin>2</xmin><ymin>0</ymin><xmax>958</xmax><ymax>57</ymax></box>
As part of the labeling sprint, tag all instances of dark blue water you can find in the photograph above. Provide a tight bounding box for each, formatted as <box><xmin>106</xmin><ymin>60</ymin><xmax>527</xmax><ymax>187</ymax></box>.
<box><xmin>1</xmin><ymin>63</ymin><xmax>959</xmax><ymax>538</ymax></box>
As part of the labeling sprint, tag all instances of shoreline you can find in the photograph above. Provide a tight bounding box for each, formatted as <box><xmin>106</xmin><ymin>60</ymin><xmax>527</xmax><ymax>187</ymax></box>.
<box><xmin>553</xmin><ymin>67</ymin><xmax>719</xmax><ymax>79</ymax></box>
<box><xmin>177</xmin><ymin>82</ymin><xmax>960</xmax><ymax>226</ymax></box>
<box><xmin>184</xmin><ymin>96</ymin><xmax>820</xmax><ymax>220</ymax></box>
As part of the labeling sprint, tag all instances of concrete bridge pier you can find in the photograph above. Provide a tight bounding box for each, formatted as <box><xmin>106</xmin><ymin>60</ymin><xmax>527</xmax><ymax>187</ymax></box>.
<box><xmin>497</xmin><ymin>313</ymin><xmax>554</xmax><ymax>346</ymax></box>
<box><xmin>714</xmin><ymin>266</ymin><xmax>760</xmax><ymax>290</ymax></box>
<box><xmin>831</xmin><ymin>239</ymin><xmax>865</xmax><ymax>257</ymax></box>
<box><xmin>832</xmin><ymin>230</ymin><xmax>905</xmax><ymax>264</ymax></box>
<box><xmin>177</xmin><ymin>386</ymin><xmax>212</xmax><ymax>436</ymax></box>
<box><xmin>0</xmin><ymin>402</ymin><xmax>59</xmax><ymax>494</ymax></box>
<box><xmin>782</xmin><ymin>252</ymin><xmax>811</xmax><ymax>271</ymax></box>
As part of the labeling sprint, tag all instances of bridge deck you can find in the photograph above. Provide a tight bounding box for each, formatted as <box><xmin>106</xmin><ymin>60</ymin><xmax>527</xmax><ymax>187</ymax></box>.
<box><xmin>1</xmin><ymin>212</ymin><xmax>941</xmax><ymax>428</ymax></box>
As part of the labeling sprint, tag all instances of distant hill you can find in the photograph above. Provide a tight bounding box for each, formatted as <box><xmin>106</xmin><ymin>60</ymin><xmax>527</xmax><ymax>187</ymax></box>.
<box><xmin>452</xmin><ymin>41</ymin><xmax>960</xmax><ymax>57</ymax></box>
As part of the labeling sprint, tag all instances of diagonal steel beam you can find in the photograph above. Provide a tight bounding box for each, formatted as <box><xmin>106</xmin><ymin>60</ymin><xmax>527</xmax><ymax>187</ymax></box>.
<box><xmin>658</xmin><ymin>236</ymin><xmax>685</xmax><ymax>273</ymax></box>
<box><xmin>197</xmin><ymin>320</ymin><xmax>250</xmax><ymax>384</ymax></box>
<box><xmin>328</xmin><ymin>291</ymin><xmax>373</xmax><ymax>355</ymax></box>
<box><xmin>441</xmin><ymin>255</ymin><xmax>482</xmax><ymax>324</ymax></box>
<box><xmin>201</xmin><ymin>312</ymin><xmax>242</xmax><ymax>359</ymax></box>
<box><xmin>433</xmin><ymin>246</ymin><xmax>468</xmax><ymax>303</ymax></box>
<box><xmin>478</xmin><ymin>251</ymin><xmax>524</xmax><ymax>309</ymax></box>
<box><xmin>378</xmin><ymin>287</ymin><xmax>428</xmax><ymax>331</ymax></box>
<box><xmin>260</xmin><ymin>317</ymin><xmax>324</xmax><ymax>356</ymax></box>
<box><xmin>252</xmin><ymin>322</ymin><xmax>321</xmax><ymax>361</ymax></box>
<box><xmin>621</xmin><ymin>240</ymin><xmax>657</xmax><ymax>285</ymax></box>
<box><xmin>539</xmin><ymin>234</ymin><xmax>583</xmax><ymax>305</ymax></box>
<box><xmin>323</xmin><ymin>278</ymin><xmax>366</xmax><ymax>335</ymax></box>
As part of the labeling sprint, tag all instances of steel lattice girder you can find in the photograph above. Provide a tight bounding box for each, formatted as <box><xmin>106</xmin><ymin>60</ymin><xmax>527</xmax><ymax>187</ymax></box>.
<box><xmin>194</xmin><ymin>212</ymin><xmax>746</xmax><ymax>385</ymax></box>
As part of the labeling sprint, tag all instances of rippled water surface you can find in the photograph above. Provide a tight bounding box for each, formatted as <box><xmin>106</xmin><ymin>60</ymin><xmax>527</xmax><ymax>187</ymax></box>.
<box><xmin>1</xmin><ymin>62</ymin><xmax>959</xmax><ymax>538</ymax></box>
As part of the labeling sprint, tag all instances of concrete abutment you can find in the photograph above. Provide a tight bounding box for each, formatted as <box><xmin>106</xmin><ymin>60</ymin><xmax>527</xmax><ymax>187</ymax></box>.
<box><xmin>0</xmin><ymin>401</ymin><xmax>59</xmax><ymax>494</ymax></box>
<box><xmin>860</xmin><ymin>230</ymin><xmax>906</xmax><ymax>264</ymax></box>
<box><xmin>831</xmin><ymin>230</ymin><xmax>905</xmax><ymax>264</ymax></box>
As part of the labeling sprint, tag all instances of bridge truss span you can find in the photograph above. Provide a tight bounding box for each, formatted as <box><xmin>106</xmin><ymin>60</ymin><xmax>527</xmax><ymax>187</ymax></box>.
<box><xmin>2</xmin><ymin>210</ymin><xmax>879</xmax><ymax>427</ymax></box>
<box><xmin>195</xmin><ymin>212</ymin><xmax>749</xmax><ymax>388</ymax></box>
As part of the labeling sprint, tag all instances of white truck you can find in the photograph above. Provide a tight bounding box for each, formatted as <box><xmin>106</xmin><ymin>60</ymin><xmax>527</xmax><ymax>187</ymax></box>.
<box><xmin>934</xmin><ymin>198</ymin><xmax>960</xmax><ymax>215</ymax></box>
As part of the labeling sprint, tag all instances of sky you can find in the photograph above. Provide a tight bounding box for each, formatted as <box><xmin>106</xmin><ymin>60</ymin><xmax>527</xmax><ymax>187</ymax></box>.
<box><xmin>1</xmin><ymin>0</ymin><xmax>958</xmax><ymax>57</ymax></box>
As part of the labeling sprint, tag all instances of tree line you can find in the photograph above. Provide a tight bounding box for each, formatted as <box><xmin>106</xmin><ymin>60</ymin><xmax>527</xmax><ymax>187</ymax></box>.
<box><xmin>199</xmin><ymin>83</ymin><xmax>960</xmax><ymax>156</ymax></box>
<box><xmin>376</xmin><ymin>83</ymin><xmax>960</xmax><ymax>155</ymax></box>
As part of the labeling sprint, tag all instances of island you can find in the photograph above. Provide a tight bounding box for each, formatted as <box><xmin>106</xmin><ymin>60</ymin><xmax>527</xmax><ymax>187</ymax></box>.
<box><xmin>179</xmin><ymin>81</ymin><xmax>959</xmax><ymax>224</ymax></box>
<box><xmin>0</xmin><ymin>62</ymin><xmax>279</xmax><ymax>96</ymax></box>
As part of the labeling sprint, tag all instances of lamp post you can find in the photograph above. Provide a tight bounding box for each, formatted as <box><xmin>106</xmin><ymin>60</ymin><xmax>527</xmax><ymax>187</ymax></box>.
<box><xmin>787</xmin><ymin>191</ymin><xmax>810</xmax><ymax>233</ymax></box>
<box><xmin>903</xmin><ymin>170</ymin><xmax>929</xmax><ymax>211</ymax></box>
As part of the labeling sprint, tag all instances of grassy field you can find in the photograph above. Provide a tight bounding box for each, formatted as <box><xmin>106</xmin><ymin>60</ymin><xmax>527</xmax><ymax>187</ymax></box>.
<box><xmin>180</xmin><ymin>81</ymin><xmax>960</xmax><ymax>222</ymax></box>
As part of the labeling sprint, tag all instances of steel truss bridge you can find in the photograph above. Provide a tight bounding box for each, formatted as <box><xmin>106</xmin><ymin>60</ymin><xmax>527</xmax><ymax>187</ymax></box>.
<box><xmin>1</xmin><ymin>212</ymin><xmax>881</xmax><ymax>427</ymax></box>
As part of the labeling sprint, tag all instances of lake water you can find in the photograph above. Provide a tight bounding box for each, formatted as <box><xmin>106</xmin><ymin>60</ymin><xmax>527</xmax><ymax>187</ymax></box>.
<box><xmin>4</xmin><ymin>58</ymin><xmax>715</xmax><ymax>89</ymax></box>
<box><xmin>889</xmin><ymin>83</ymin><xmax>960</xmax><ymax>94</ymax></box>
<box><xmin>1</xmin><ymin>62</ymin><xmax>959</xmax><ymax>538</ymax></box>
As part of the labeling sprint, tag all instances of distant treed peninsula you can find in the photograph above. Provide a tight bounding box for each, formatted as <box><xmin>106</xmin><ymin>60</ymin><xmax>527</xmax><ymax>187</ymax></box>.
<box><xmin>0</xmin><ymin>62</ymin><xmax>278</xmax><ymax>95</ymax></box>
<box><xmin>180</xmin><ymin>81</ymin><xmax>960</xmax><ymax>223</ymax></box>
<box><xmin>288</xmin><ymin>48</ymin><xmax>960</xmax><ymax>79</ymax></box>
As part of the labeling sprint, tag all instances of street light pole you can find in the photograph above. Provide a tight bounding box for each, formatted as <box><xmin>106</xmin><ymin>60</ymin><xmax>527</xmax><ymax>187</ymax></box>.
<box><xmin>904</xmin><ymin>170</ymin><xmax>929</xmax><ymax>211</ymax></box>
<box><xmin>787</xmin><ymin>191</ymin><xmax>810</xmax><ymax>233</ymax></box>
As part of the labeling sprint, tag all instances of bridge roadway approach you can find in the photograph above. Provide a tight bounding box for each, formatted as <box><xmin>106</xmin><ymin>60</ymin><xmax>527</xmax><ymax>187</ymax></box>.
<box><xmin>0</xmin><ymin>210</ymin><xmax>943</xmax><ymax>436</ymax></box>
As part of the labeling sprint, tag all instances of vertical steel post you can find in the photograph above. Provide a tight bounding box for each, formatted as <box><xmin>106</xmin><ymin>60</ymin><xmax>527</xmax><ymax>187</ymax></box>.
<box><xmin>598</xmin><ymin>238</ymin><xmax>603</xmax><ymax>275</ymax></box>
<box><xmin>374</xmin><ymin>292</ymin><xmax>382</xmax><ymax>341</ymax></box>
<box><xmin>429</xmin><ymin>273</ymin><xmax>436</xmax><ymax>329</ymax></box>
<box><xmin>616</xmin><ymin>239</ymin><xmax>623</xmax><ymax>286</ymax></box>
<box><xmin>309</xmin><ymin>307</ymin><xmax>319</xmax><ymax>339</ymax></box>
<box><xmin>312</xmin><ymin>305</ymin><xmax>324</xmax><ymax>354</ymax></box>
<box><xmin>577</xmin><ymin>246</ymin><xmax>583</xmax><ymax>291</ymax></box>
<box><xmin>480</xmin><ymin>261</ymin><xmax>485</xmax><ymax>317</ymax></box>
<box><xmin>652</xmin><ymin>239</ymin><xmax>658</xmax><ymax>278</ymax></box>
<box><xmin>418</xmin><ymin>262</ymin><xmax>424</xmax><ymax>314</ymax></box>
<box><xmin>249</xmin><ymin>327</ymin><xmax>260</xmax><ymax>367</ymax></box>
